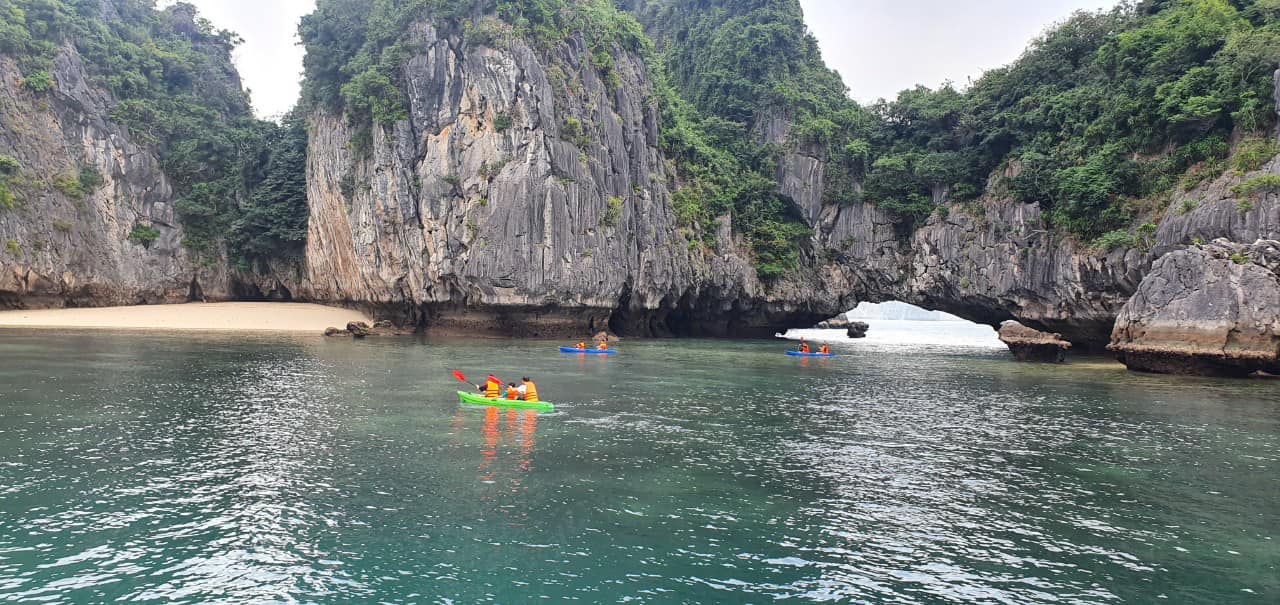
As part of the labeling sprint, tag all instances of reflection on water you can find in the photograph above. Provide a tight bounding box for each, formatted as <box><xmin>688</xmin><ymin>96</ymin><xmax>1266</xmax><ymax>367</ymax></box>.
<box><xmin>473</xmin><ymin>407</ymin><xmax>539</xmax><ymax>483</ymax></box>
<box><xmin>0</xmin><ymin>329</ymin><xmax>1277</xmax><ymax>603</ymax></box>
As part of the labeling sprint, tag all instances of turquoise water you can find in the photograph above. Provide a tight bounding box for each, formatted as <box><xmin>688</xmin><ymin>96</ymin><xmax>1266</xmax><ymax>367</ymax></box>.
<box><xmin>0</xmin><ymin>327</ymin><xmax>1277</xmax><ymax>603</ymax></box>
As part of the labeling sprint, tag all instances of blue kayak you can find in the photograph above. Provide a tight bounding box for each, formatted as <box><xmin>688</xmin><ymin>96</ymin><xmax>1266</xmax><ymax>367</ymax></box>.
<box><xmin>560</xmin><ymin>347</ymin><xmax>618</xmax><ymax>355</ymax></box>
<box><xmin>786</xmin><ymin>350</ymin><xmax>834</xmax><ymax>357</ymax></box>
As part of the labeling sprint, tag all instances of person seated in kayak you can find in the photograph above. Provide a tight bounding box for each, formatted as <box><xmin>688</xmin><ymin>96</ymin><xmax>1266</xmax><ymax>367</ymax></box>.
<box><xmin>575</xmin><ymin>341</ymin><xmax>587</xmax><ymax>350</ymax></box>
<box><xmin>521</xmin><ymin>377</ymin><xmax>539</xmax><ymax>402</ymax></box>
<box><xmin>798</xmin><ymin>339</ymin><xmax>810</xmax><ymax>354</ymax></box>
<box><xmin>477</xmin><ymin>374</ymin><xmax>502</xmax><ymax>399</ymax></box>
<box><xmin>820</xmin><ymin>344</ymin><xmax>830</xmax><ymax>355</ymax></box>
<box><xmin>596</xmin><ymin>340</ymin><xmax>609</xmax><ymax>350</ymax></box>
<box><xmin>506</xmin><ymin>382</ymin><xmax>521</xmax><ymax>400</ymax></box>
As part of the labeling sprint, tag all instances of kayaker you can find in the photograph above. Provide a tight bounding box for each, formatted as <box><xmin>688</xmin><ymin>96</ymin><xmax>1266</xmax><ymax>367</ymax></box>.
<box><xmin>820</xmin><ymin>344</ymin><xmax>830</xmax><ymax>355</ymax></box>
<box><xmin>481</xmin><ymin>374</ymin><xmax>502</xmax><ymax>399</ymax></box>
<box><xmin>575</xmin><ymin>341</ymin><xmax>586</xmax><ymax>350</ymax></box>
<box><xmin>596</xmin><ymin>340</ymin><xmax>609</xmax><ymax>350</ymax></box>
<box><xmin>798</xmin><ymin>339</ymin><xmax>810</xmax><ymax>354</ymax></box>
<box><xmin>506</xmin><ymin>382</ymin><xmax>521</xmax><ymax>400</ymax></box>
<box><xmin>521</xmin><ymin>377</ymin><xmax>539</xmax><ymax>403</ymax></box>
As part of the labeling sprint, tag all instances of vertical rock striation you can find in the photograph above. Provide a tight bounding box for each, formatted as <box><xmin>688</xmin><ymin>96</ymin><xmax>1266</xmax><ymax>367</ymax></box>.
<box><xmin>0</xmin><ymin>49</ymin><xmax>222</xmax><ymax>308</ymax></box>
<box><xmin>299</xmin><ymin>25</ymin><xmax>705</xmax><ymax>335</ymax></box>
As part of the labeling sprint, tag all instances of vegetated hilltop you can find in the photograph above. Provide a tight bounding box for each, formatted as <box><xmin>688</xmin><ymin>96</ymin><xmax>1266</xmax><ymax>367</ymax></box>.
<box><xmin>2</xmin><ymin>0</ymin><xmax>1278</xmax><ymax>353</ymax></box>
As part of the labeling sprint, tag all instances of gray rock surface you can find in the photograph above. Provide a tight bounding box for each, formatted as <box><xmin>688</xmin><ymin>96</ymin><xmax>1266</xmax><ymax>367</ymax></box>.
<box><xmin>846</xmin><ymin>321</ymin><xmax>869</xmax><ymax>339</ymax></box>
<box><xmin>1110</xmin><ymin>239</ymin><xmax>1280</xmax><ymax>376</ymax></box>
<box><xmin>291</xmin><ymin>23</ymin><xmax>842</xmax><ymax>337</ymax></box>
<box><xmin>998</xmin><ymin>320</ymin><xmax>1071</xmax><ymax>363</ymax></box>
<box><xmin>0</xmin><ymin>49</ymin><xmax>225</xmax><ymax>308</ymax></box>
<box><xmin>814</xmin><ymin>314</ymin><xmax>851</xmax><ymax>329</ymax></box>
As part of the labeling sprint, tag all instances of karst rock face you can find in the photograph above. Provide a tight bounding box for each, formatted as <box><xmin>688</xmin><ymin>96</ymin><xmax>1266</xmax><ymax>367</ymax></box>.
<box><xmin>292</xmin><ymin>23</ymin><xmax>845</xmax><ymax>337</ymax></box>
<box><xmin>281</xmin><ymin>18</ymin><xmax>1163</xmax><ymax>343</ymax></box>
<box><xmin>0</xmin><ymin>47</ymin><xmax>231</xmax><ymax>308</ymax></box>
<box><xmin>1109</xmin><ymin>240</ymin><xmax>1280</xmax><ymax>377</ymax></box>
<box><xmin>3</xmin><ymin>2</ymin><xmax>1280</xmax><ymax>355</ymax></box>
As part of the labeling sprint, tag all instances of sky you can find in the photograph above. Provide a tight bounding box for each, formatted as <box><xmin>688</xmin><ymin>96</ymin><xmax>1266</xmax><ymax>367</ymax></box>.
<box><xmin>163</xmin><ymin>0</ymin><xmax>1119</xmax><ymax>119</ymax></box>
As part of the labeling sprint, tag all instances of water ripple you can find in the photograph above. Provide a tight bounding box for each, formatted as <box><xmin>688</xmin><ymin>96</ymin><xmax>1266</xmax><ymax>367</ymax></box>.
<box><xmin>0</xmin><ymin>330</ymin><xmax>1277</xmax><ymax>603</ymax></box>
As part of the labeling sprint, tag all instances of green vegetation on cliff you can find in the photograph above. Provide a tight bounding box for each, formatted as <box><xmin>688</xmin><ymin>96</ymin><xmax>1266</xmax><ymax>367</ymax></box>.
<box><xmin>879</xmin><ymin>0</ymin><xmax>1280</xmax><ymax>239</ymax></box>
<box><xmin>300</xmin><ymin>0</ymin><xmax>817</xmax><ymax>279</ymax></box>
<box><xmin>635</xmin><ymin>0</ymin><xmax>1280</xmax><ymax>241</ymax></box>
<box><xmin>0</xmin><ymin>0</ymin><xmax>306</xmax><ymax>266</ymax></box>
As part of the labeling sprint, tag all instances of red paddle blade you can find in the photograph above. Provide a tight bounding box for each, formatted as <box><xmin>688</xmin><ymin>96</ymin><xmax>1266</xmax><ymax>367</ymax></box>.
<box><xmin>451</xmin><ymin>370</ymin><xmax>468</xmax><ymax>383</ymax></box>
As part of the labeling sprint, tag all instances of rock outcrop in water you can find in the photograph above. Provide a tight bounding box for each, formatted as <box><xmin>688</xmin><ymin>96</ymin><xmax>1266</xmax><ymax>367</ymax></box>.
<box><xmin>1109</xmin><ymin>239</ymin><xmax>1280</xmax><ymax>377</ymax></box>
<box><xmin>998</xmin><ymin>321</ymin><xmax>1071</xmax><ymax>363</ymax></box>
<box><xmin>846</xmin><ymin>321</ymin><xmax>869</xmax><ymax>339</ymax></box>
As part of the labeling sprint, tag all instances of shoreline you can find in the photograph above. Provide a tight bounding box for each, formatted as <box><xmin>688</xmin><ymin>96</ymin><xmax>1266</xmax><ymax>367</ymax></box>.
<box><xmin>0</xmin><ymin>302</ymin><xmax>372</xmax><ymax>333</ymax></box>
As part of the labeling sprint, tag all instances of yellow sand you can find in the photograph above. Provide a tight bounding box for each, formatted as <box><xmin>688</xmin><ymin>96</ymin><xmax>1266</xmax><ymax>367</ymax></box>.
<box><xmin>0</xmin><ymin>302</ymin><xmax>372</xmax><ymax>333</ymax></box>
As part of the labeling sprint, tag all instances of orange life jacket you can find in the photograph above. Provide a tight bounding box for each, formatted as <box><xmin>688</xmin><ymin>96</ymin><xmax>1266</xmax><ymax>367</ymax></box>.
<box><xmin>522</xmin><ymin>380</ymin><xmax>539</xmax><ymax>403</ymax></box>
<box><xmin>800</xmin><ymin>344</ymin><xmax>810</xmax><ymax>353</ymax></box>
<box><xmin>576</xmin><ymin>342</ymin><xmax>586</xmax><ymax>350</ymax></box>
<box><xmin>484</xmin><ymin>378</ymin><xmax>501</xmax><ymax>399</ymax></box>
<box><xmin>506</xmin><ymin>386</ymin><xmax>519</xmax><ymax>400</ymax></box>
<box><xmin>597</xmin><ymin>341</ymin><xmax>608</xmax><ymax>350</ymax></box>
<box><xmin>820</xmin><ymin>345</ymin><xmax>829</xmax><ymax>354</ymax></box>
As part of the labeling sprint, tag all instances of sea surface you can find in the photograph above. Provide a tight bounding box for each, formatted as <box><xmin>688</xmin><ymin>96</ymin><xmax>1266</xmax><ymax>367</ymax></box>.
<box><xmin>1</xmin><ymin>322</ymin><xmax>1277</xmax><ymax>604</ymax></box>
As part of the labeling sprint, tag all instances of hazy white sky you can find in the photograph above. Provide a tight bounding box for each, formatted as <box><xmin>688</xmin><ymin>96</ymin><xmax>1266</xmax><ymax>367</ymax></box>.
<box><xmin>164</xmin><ymin>0</ymin><xmax>1118</xmax><ymax>118</ymax></box>
<box><xmin>799</xmin><ymin>0</ymin><xmax>1116</xmax><ymax>102</ymax></box>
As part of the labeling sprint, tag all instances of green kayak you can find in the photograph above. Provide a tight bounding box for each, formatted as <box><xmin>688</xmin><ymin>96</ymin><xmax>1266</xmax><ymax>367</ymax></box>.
<box><xmin>457</xmin><ymin>390</ymin><xmax>555</xmax><ymax>412</ymax></box>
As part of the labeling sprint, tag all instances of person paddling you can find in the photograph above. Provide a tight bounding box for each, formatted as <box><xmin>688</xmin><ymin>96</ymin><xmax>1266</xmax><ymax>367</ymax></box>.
<box><xmin>575</xmin><ymin>341</ymin><xmax>587</xmax><ymax>350</ymax></box>
<box><xmin>596</xmin><ymin>340</ymin><xmax>609</xmax><ymax>351</ymax></box>
<box><xmin>820</xmin><ymin>344</ymin><xmax>830</xmax><ymax>355</ymax></box>
<box><xmin>798</xmin><ymin>338</ymin><xmax>810</xmax><ymax>354</ymax></box>
<box><xmin>476</xmin><ymin>374</ymin><xmax>502</xmax><ymax>399</ymax></box>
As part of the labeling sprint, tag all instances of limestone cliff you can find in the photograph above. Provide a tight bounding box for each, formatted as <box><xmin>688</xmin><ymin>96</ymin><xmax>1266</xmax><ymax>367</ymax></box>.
<box><xmin>0</xmin><ymin>48</ymin><xmax>223</xmax><ymax>307</ymax></box>
<box><xmin>284</xmin><ymin>8</ymin><xmax>1277</xmax><ymax>346</ymax></box>
<box><xmin>293</xmin><ymin>23</ymin><xmax>808</xmax><ymax>336</ymax></box>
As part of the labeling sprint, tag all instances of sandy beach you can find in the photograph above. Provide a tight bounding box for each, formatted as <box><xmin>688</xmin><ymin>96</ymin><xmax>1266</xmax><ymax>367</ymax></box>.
<box><xmin>0</xmin><ymin>302</ymin><xmax>372</xmax><ymax>333</ymax></box>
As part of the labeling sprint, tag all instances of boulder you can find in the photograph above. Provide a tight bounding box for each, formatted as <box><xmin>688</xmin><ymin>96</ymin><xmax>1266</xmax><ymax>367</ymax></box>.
<box><xmin>1109</xmin><ymin>239</ymin><xmax>1280</xmax><ymax>377</ymax></box>
<box><xmin>846</xmin><ymin>321</ymin><xmax>869</xmax><ymax>339</ymax></box>
<box><xmin>323</xmin><ymin>327</ymin><xmax>347</xmax><ymax>337</ymax></box>
<box><xmin>999</xmin><ymin>321</ymin><xmax>1071</xmax><ymax>363</ymax></box>
<box><xmin>592</xmin><ymin>331</ymin><xmax>618</xmax><ymax>343</ymax></box>
<box><xmin>815</xmin><ymin>315</ymin><xmax>852</xmax><ymax>329</ymax></box>
<box><xmin>347</xmin><ymin>321</ymin><xmax>372</xmax><ymax>338</ymax></box>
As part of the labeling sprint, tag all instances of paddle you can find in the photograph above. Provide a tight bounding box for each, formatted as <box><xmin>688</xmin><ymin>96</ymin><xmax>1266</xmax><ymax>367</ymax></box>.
<box><xmin>452</xmin><ymin>370</ymin><xmax>504</xmax><ymax>391</ymax></box>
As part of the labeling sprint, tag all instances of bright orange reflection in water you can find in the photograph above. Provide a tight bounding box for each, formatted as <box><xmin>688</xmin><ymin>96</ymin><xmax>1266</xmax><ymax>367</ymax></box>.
<box><xmin>471</xmin><ymin>405</ymin><xmax>542</xmax><ymax>526</ymax></box>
